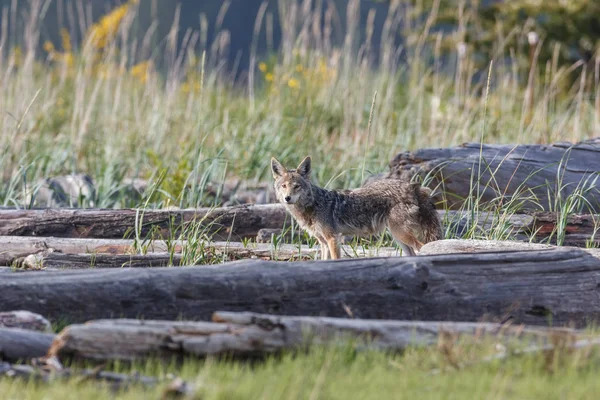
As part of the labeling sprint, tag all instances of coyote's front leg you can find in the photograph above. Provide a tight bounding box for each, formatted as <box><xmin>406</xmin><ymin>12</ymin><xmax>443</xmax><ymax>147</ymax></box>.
<box><xmin>316</xmin><ymin>236</ymin><xmax>330</xmax><ymax>260</ymax></box>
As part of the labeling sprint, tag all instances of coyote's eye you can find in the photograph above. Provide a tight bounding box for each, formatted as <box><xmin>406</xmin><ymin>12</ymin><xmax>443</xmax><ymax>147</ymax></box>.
<box><xmin>293</xmin><ymin>184</ymin><xmax>300</xmax><ymax>189</ymax></box>
<box><xmin>281</xmin><ymin>183</ymin><xmax>287</xmax><ymax>189</ymax></box>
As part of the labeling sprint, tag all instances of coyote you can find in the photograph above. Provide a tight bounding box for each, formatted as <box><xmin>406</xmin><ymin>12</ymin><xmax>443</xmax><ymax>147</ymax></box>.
<box><xmin>271</xmin><ymin>156</ymin><xmax>442</xmax><ymax>259</ymax></box>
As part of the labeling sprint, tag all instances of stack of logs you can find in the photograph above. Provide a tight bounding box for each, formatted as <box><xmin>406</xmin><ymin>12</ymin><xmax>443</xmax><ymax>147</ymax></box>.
<box><xmin>3</xmin><ymin>138</ymin><xmax>600</xmax><ymax>389</ymax></box>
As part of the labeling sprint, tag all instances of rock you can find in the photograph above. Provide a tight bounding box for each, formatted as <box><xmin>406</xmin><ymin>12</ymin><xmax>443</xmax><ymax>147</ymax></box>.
<box><xmin>420</xmin><ymin>239</ymin><xmax>556</xmax><ymax>255</ymax></box>
<box><xmin>26</xmin><ymin>174</ymin><xmax>96</xmax><ymax>208</ymax></box>
<box><xmin>0</xmin><ymin>310</ymin><xmax>52</xmax><ymax>332</ymax></box>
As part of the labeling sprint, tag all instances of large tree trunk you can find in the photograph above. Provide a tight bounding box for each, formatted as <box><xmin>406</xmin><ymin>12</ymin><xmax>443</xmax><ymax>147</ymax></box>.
<box><xmin>0</xmin><ymin>204</ymin><xmax>290</xmax><ymax>241</ymax></box>
<box><xmin>386</xmin><ymin>138</ymin><xmax>600</xmax><ymax>212</ymax></box>
<box><xmin>1</xmin><ymin>248</ymin><xmax>599</xmax><ymax>327</ymax></box>
<box><xmin>49</xmin><ymin>312</ymin><xmax>579</xmax><ymax>362</ymax></box>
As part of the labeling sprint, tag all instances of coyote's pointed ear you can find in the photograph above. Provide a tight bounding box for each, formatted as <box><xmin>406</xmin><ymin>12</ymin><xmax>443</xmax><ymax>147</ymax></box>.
<box><xmin>297</xmin><ymin>156</ymin><xmax>311</xmax><ymax>177</ymax></box>
<box><xmin>271</xmin><ymin>157</ymin><xmax>286</xmax><ymax>179</ymax></box>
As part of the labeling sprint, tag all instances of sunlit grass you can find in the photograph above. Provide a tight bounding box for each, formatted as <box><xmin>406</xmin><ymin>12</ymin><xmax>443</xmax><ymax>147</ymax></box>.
<box><xmin>3</xmin><ymin>339</ymin><xmax>600</xmax><ymax>399</ymax></box>
<box><xmin>1</xmin><ymin>4</ymin><xmax>600</xmax><ymax>397</ymax></box>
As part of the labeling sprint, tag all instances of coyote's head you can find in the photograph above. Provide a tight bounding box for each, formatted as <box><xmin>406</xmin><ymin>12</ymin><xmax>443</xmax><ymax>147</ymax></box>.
<box><xmin>271</xmin><ymin>156</ymin><xmax>312</xmax><ymax>205</ymax></box>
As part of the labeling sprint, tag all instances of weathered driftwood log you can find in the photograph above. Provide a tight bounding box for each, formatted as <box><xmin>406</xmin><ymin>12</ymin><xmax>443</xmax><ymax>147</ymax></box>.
<box><xmin>0</xmin><ymin>236</ymin><xmax>143</xmax><ymax>265</ymax></box>
<box><xmin>13</xmin><ymin>247</ymin><xmax>313</xmax><ymax>269</ymax></box>
<box><xmin>1</xmin><ymin>248</ymin><xmax>600</xmax><ymax>327</ymax></box>
<box><xmin>11</xmin><ymin>238</ymin><xmax>600</xmax><ymax>270</ymax></box>
<box><xmin>0</xmin><ymin>361</ymin><xmax>174</xmax><ymax>391</ymax></box>
<box><xmin>0</xmin><ymin>328</ymin><xmax>55</xmax><ymax>362</ymax></box>
<box><xmin>6</xmin><ymin>241</ymin><xmax>316</xmax><ymax>269</ymax></box>
<box><xmin>0</xmin><ymin>204</ymin><xmax>290</xmax><ymax>241</ymax></box>
<box><xmin>0</xmin><ymin>311</ymin><xmax>51</xmax><ymax>332</ymax></box>
<box><xmin>15</xmin><ymin>251</ymin><xmax>184</xmax><ymax>269</ymax></box>
<box><xmin>420</xmin><ymin>239</ymin><xmax>555</xmax><ymax>254</ymax></box>
<box><xmin>420</xmin><ymin>239</ymin><xmax>600</xmax><ymax>259</ymax></box>
<box><xmin>0</xmin><ymin>236</ymin><xmax>408</xmax><ymax>268</ymax></box>
<box><xmin>525</xmin><ymin>212</ymin><xmax>600</xmax><ymax>247</ymax></box>
<box><xmin>48</xmin><ymin>312</ymin><xmax>581</xmax><ymax>362</ymax></box>
<box><xmin>0</xmin><ymin>206</ymin><xmax>595</xmax><ymax>246</ymax></box>
<box><xmin>252</xmin><ymin>211</ymin><xmax>600</xmax><ymax>247</ymax></box>
<box><xmin>386</xmin><ymin>138</ymin><xmax>600</xmax><ymax>211</ymax></box>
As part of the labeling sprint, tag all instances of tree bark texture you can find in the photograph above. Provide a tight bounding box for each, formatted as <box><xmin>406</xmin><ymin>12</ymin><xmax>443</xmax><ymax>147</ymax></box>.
<box><xmin>0</xmin><ymin>204</ymin><xmax>290</xmax><ymax>241</ymax></box>
<box><xmin>386</xmin><ymin>138</ymin><xmax>600</xmax><ymax>212</ymax></box>
<box><xmin>0</xmin><ymin>248</ymin><xmax>599</xmax><ymax>327</ymax></box>
<box><xmin>0</xmin><ymin>207</ymin><xmax>596</xmax><ymax>247</ymax></box>
<box><xmin>48</xmin><ymin>312</ymin><xmax>581</xmax><ymax>362</ymax></box>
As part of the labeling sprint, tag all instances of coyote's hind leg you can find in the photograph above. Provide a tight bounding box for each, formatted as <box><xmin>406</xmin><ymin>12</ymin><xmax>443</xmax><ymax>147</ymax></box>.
<box><xmin>387</xmin><ymin>224</ymin><xmax>420</xmax><ymax>257</ymax></box>
<box><xmin>398</xmin><ymin>241</ymin><xmax>417</xmax><ymax>257</ymax></box>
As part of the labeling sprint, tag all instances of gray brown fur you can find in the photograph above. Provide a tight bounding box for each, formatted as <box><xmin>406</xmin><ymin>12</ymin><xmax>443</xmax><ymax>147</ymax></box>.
<box><xmin>271</xmin><ymin>156</ymin><xmax>442</xmax><ymax>259</ymax></box>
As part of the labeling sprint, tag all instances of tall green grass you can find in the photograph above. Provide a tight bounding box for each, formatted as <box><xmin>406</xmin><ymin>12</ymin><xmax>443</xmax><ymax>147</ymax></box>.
<box><xmin>0</xmin><ymin>1</ymin><xmax>599</xmax><ymax>250</ymax></box>
<box><xmin>0</xmin><ymin>0</ymin><xmax>597</xmax><ymax>210</ymax></box>
<box><xmin>3</xmin><ymin>340</ymin><xmax>600</xmax><ymax>399</ymax></box>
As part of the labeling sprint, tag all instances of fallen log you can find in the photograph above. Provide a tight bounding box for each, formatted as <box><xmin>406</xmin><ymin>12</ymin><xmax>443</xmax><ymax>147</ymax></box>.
<box><xmin>0</xmin><ymin>236</ymin><xmax>407</xmax><ymax>268</ymax></box>
<box><xmin>12</xmin><ymin>247</ymin><xmax>309</xmax><ymax>269</ymax></box>
<box><xmin>420</xmin><ymin>239</ymin><xmax>600</xmax><ymax>258</ymax></box>
<box><xmin>0</xmin><ymin>361</ymin><xmax>179</xmax><ymax>392</ymax></box>
<box><xmin>0</xmin><ymin>204</ymin><xmax>290</xmax><ymax>241</ymax></box>
<box><xmin>15</xmin><ymin>251</ymin><xmax>184</xmax><ymax>269</ymax></box>
<box><xmin>0</xmin><ymin>205</ymin><xmax>596</xmax><ymax>247</ymax></box>
<box><xmin>10</xmin><ymin>238</ymin><xmax>600</xmax><ymax>270</ymax></box>
<box><xmin>0</xmin><ymin>311</ymin><xmax>51</xmax><ymax>332</ymax></box>
<box><xmin>0</xmin><ymin>208</ymin><xmax>511</xmax><ymax>242</ymax></box>
<box><xmin>386</xmin><ymin>137</ymin><xmax>600</xmax><ymax>211</ymax></box>
<box><xmin>1</xmin><ymin>248</ymin><xmax>600</xmax><ymax>326</ymax></box>
<box><xmin>48</xmin><ymin>312</ymin><xmax>581</xmax><ymax>362</ymax></box>
<box><xmin>420</xmin><ymin>239</ymin><xmax>555</xmax><ymax>254</ymax></box>
<box><xmin>0</xmin><ymin>236</ymin><xmax>159</xmax><ymax>265</ymax></box>
<box><xmin>0</xmin><ymin>328</ymin><xmax>55</xmax><ymax>362</ymax></box>
<box><xmin>7</xmin><ymin>242</ymin><xmax>316</xmax><ymax>269</ymax></box>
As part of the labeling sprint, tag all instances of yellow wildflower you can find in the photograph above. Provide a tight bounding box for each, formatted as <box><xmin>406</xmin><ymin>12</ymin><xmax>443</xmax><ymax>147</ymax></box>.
<box><xmin>181</xmin><ymin>78</ymin><xmax>202</xmax><ymax>94</ymax></box>
<box><xmin>287</xmin><ymin>78</ymin><xmax>300</xmax><ymax>89</ymax></box>
<box><xmin>60</xmin><ymin>28</ymin><xmax>72</xmax><ymax>52</ymax></box>
<box><xmin>131</xmin><ymin>60</ymin><xmax>153</xmax><ymax>84</ymax></box>
<box><xmin>95</xmin><ymin>63</ymin><xmax>125</xmax><ymax>79</ymax></box>
<box><xmin>318</xmin><ymin>59</ymin><xmax>328</xmax><ymax>74</ymax></box>
<box><xmin>85</xmin><ymin>0</ymin><xmax>137</xmax><ymax>50</ymax></box>
<box><xmin>10</xmin><ymin>46</ymin><xmax>22</xmax><ymax>66</ymax></box>
<box><xmin>295</xmin><ymin>64</ymin><xmax>303</xmax><ymax>72</ymax></box>
<box><xmin>258</xmin><ymin>62</ymin><xmax>267</xmax><ymax>72</ymax></box>
<box><xmin>61</xmin><ymin>52</ymin><xmax>75</xmax><ymax>68</ymax></box>
<box><xmin>265</xmin><ymin>73</ymin><xmax>274</xmax><ymax>82</ymax></box>
<box><xmin>43</xmin><ymin>41</ymin><xmax>55</xmax><ymax>53</ymax></box>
